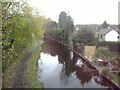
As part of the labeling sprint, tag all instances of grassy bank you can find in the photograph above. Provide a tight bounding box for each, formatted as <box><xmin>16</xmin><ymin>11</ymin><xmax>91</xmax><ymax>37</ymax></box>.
<box><xmin>112</xmin><ymin>74</ymin><xmax>120</xmax><ymax>86</ymax></box>
<box><xmin>2</xmin><ymin>42</ymin><xmax>34</xmax><ymax>88</ymax></box>
<box><xmin>101</xmin><ymin>67</ymin><xmax>120</xmax><ymax>87</ymax></box>
<box><xmin>26</xmin><ymin>40</ymin><xmax>43</xmax><ymax>88</ymax></box>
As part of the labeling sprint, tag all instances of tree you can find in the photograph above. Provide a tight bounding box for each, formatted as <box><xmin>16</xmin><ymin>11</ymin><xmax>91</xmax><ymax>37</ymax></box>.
<box><xmin>58</xmin><ymin>11</ymin><xmax>68</xmax><ymax>31</ymax></box>
<box><xmin>58</xmin><ymin>11</ymin><xmax>74</xmax><ymax>44</ymax></box>
<box><xmin>50</xmin><ymin>28</ymin><xmax>62</xmax><ymax>40</ymax></box>
<box><xmin>72</xmin><ymin>27</ymin><xmax>97</xmax><ymax>46</ymax></box>
<box><xmin>43</xmin><ymin>18</ymin><xmax>63</xmax><ymax>40</ymax></box>
<box><xmin>31</xmin><ymin>15</ymin><xmax>45</xmax><ymax>40</ymax></box>
<box><xmin>44</xmin><ymin>18</ymin><xmax>58</xmax><ymax>32</ymax></box>
<box><xmin>102</xmin><ymin>21</ymin><xmax>109</xmax><ymax>28</ymax></box>
<box><xmin>2</xmin><ymin>0</ymin><xmax>45</xmax><ymax>72</ymax></box>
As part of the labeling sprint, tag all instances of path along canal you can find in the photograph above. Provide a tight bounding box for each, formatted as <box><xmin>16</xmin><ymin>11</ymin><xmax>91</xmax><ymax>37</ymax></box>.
<box><xmin>37</xmin><ymin>37</ymin><xmax>119</xmax><ymax>89</ymax></box>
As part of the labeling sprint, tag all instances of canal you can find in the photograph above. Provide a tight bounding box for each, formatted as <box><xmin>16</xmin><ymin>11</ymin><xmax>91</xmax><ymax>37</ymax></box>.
<box><xmin>37</xmin><ymin>37</ymin><xmax>119</xmax><ymax>89</ymax></box>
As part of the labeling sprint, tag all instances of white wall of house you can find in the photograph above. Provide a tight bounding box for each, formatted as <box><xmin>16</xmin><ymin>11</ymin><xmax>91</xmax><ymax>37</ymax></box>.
<box><xmin>105</xmin><ymin>30</ymin><xmax>119</xmax><ymax>41</ymax></box>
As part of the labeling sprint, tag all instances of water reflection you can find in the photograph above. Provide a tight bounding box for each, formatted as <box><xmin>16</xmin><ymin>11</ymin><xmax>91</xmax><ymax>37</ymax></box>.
<box><xmin>38</xmin><ymin>38</ymin><xmax>119</xmax><ymax>89</ymax></box>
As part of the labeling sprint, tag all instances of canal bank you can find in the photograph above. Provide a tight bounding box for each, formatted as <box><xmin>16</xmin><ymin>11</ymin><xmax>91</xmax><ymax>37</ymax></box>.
<box><xmin>48</xmin><ymin>36</ymin><xmax>120</xmax><ymax>89</ymax></box>
<box><xmin>53</xmin><ymin>38</ymin><xmax>120</xmax><ymax>89</ymax></box>
<box><xmin>2</xmin><ymin>40</ymin><xmax>43</xmax><ymax>88</ymax></box>
<box><xmin>38</xmin><ymin>36</ymin><xmax>120</xmax><ymax>89</ymax></box>
<box><xmin>26</xmin><ymin>41</ymin><xmax>43</xmax><ymax>88</ymax></box>
<box><xmin>11</xmin><ymin>41</ymin><xmax>42</xmax><ymax>88</ymax></box>
<box><xmin>2</xmin><ymin>41</ymin><xmax>35</xmax><ymax>88</ymax></box>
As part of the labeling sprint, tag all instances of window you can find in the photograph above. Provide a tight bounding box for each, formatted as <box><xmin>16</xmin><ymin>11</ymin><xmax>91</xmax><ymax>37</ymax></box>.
<box><xmin>118</xmin><ymin>36</ymin><xmax>119</xmax><ymax>39</ymax></box>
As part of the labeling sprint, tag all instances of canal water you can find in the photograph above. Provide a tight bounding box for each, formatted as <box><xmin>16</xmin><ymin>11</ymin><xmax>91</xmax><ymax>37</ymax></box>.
<box><xmin>37</xmin><ymin>38</ymin><xmax>118</xmax><ymax>89</ymax></box>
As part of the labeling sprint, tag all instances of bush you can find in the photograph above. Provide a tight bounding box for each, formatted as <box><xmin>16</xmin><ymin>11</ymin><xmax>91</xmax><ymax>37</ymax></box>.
<box><xmin>98</xmin><ymin>41</ymin><xmax>120</xmax><ymax>53</ymax></box>
<box><xmin>97</xmin><ymin>41</ymin><xmax>109</xmax><ymax>47</ymax></box>
<box><xmin>72</xmin><ymin>27</ymin><xmax>97</xmax><ymax>46</ymax></box>
<box><xmin>96</xmin><ymin>47</ymin><xmax>110</xmax><ymax>59</ymax></box>
<box><xmin>102</xmin><ymin>68</ymin><xmax>108</xmax><ymax>75</ymax></box>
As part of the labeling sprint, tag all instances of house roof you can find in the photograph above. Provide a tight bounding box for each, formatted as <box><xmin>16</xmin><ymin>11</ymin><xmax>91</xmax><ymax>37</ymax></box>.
<box><xmin>97</xmin><ymin>28</ymin><xmax>120</xmax><ymax>35</ymax></box>
<box><xmin>98</xmin><ymin>28</ymin><xmax>111</xmax><ymax>35</ymax></box>
<box><xmin>75</xmin><ymin>24</ymin><xmax>119</xmax><ymax>33</ymax></box>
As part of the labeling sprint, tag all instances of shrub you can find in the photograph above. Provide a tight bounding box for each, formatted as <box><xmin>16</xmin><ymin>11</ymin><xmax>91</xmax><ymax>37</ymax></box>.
<box><xmin>96</xmin><ymin>47</ymin><xmax>110</xmax><ymax>59</ymax></box>
<box><xmin>98</xmin><ymin>41</ymin><xmax>120</xmax><ymax>53</ymax></box>
<box><xmin>102</xmin><ymin>68</ymin><xmax>108</xmax><ymax>75</ymax></box>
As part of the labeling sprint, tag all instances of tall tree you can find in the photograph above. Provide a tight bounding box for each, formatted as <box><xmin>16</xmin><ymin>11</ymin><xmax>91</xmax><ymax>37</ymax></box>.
<box><xmin>58</xmin><ymin>11</ymin><xmax>74</xmax><ymax>44</ymax></box>
<box><xmin>58</xmin><ymin>11</ymin><xmax>68</xmax><ymax>31</ymax></box>
<box><xmin>102</xmin><ymin>21</ymin><xmax>109</xmax><ymax>28</ymax></box>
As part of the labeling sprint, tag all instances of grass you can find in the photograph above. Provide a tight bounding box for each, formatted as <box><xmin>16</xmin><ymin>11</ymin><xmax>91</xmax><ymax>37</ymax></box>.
<box><xmin>112</xmin><ymin>74</ymin><xmax>120</xmax><ymax>86</ymax></box>
<box><xmin>101</xmin><ymin>68</ymin><xmax>108</xmax><ymax>75</ymax></box>
<box><xmin>96</xmin><ymin>65</ymin><xmax>120</xmax><ymax>87</ymax></box>
<box><xmin>26</xmin><ymin>40</ymin><xmax>43</xmax><ymax>88</ymax></box>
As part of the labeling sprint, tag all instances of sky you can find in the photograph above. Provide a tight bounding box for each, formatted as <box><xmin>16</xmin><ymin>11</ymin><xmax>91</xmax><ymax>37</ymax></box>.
<box><xmin>28</xmin><ymin>0</ymin><xmax>119</xmax><ymax>25</ymax></box>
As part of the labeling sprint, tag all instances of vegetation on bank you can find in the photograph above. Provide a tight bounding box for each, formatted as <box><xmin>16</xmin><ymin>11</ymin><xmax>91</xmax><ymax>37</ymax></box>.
<box><xmin>2</xmin><ymin>0</ymin><xmax>45</xmax><ymax>88</ymax></box>
<box><xmin>101</xmin><ymin>68</ymin><xmax>109</xmax><ymax>75</ymax></box>
<box><xmin>2</xmin><ymin>0</ymin><xmax>45</xmax><ymax>72</ymax></box>
<box><xmin>2</xmin><ymin>42</ymin><xmax>33</xmax><ymax>88</ymax></box>
<box><xmin>96</xmin><ymin>42</ymin><xmax>120</xmax><ymax>86</ymax></box>
<box><xmin>44</xmin><ymin>11</ymin><xmax>74</xmax><ymax>46</ymax></box>
<box><xmin>101</xmin><ymin>67</ymin><xmax>120</xmax><ymax>86</ymax></box>
<box><xmin>95</xmin><ymin>47</ymin><xmax>111</xmax><ymax>60</ymax></box>
<box><xmin>26</xmin><ymin>41</ymin><xmax>43</xmax><ymax>88</ymax></box>
<box><xmin>97</xmin><ymin>41</ymin><xmax>120</xmax><ymax>53</ymax></box>
<box><xmin>111</xmin><ymin>73</ymin><xmax>120</xmax><ymax>86</ymax></box>
<box><xmin>1</xmin><ymin>0</ymin><xmax>119</xmax><ymax>88</ymax></box>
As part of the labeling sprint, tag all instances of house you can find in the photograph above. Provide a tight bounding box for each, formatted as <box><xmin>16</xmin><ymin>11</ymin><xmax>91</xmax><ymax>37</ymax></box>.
<box><xmin>97</xmin><ymin>28</ymin><xmax>120</xmax><ymax>41</ymax></box>
<box><xmin>75</xmin><ymin>24</ymin><xmax>118</xmax><ymax>32</ymax></box>
<box><xmin>75</xmin><ymin>24</ymin><xmax>102</xmax><ymax>32</ymax></box>
<box><xmin>75</xmin><ymin>24</ymin><xmax>120</xmax><ymax>42</ymax></box>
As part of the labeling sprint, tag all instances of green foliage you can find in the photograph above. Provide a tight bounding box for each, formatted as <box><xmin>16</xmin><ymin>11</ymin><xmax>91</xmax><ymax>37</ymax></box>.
<box><xmin>102</xmin><ymin>68</ymin><xmax>108</xmax><ymax>75</ymax></box>
<box><xmin>98</xmin><ymin>41</ymin><xmax>120</xmax><ymax>53</ymax></box>
<box><xmin>31</xmin><ymin>15</ymin><xmax>45</xmax><ymax>40</ymax></box>
<box><xmin>43</xmin><ymin>11</ymin><xmax>74</xmax><ymax>45</ymax></box>
<box><xmin>58</xmin><ymin>11</ymin><xmax>74</xmax><ymax>44</ymax></box>
<box><xmin>112</xmin><ymin>74</ymin><xmax>120</xmax><ymax>86</ymax></box>
<box><xmin>43</xmin><ymin>18</ymin><xmax>62</xmax><ymax>40</ymax></box>
<box><xmin>2</xmin><ymin>0</ymin><xmax>45</xmax><ymax>72</ymax></box>
<box><xmin>27</xmin><ymin>42</ymin><xmax>42</xmax><ymax>88</ymax></box>
<box><xmin>58</xmin><ymin>11</ymin><xmax>68</xmax><ymax>31</ymax></box>
<box><xmin>44</xmin><ymin>18</ymin><xmax>58</xmax><ymax>32</ymax></box>
<box><xmin>50</xmin><ymin>28</ymin><xmax>62</xmax><ymax>40</ymax></box>
<box><xmin>102</xmin><ymin>20</ymin><xmax>109</xmax><ymax>28</ymax></box>
<box><xmin>96</xmin><ymin>47</ymin><xmax>110</xmax><ymax>59</ymax></box>
<box><xmin>72</xmin><ymin>27</ymin><xmax>97</xmax><ymax>45</ymax></box>
<box><xmin>98</xmin><ymin>41</ymin><xmax>109</xmax><ymax>47</ymax></box>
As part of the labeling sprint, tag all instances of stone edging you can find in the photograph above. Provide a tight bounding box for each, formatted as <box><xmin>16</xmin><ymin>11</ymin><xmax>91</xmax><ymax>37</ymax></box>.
<box><xmin>49</xmin><ymin>37</ymin><xmax>120</xmax><ymax>89</ymax></box>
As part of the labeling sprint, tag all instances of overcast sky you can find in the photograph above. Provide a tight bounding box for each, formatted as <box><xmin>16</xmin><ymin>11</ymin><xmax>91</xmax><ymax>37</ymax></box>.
<box><xmin>28</xmin><ymin>0</ymin><xmax>119</xmax><ymax>25</ymax></box>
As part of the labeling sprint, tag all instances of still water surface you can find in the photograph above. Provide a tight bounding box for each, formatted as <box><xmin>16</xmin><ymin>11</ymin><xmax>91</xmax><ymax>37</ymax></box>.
<box><xmin>37</xmin><ymin>38</ymin><xmax>118</xmax><ymax>89</ymax></box>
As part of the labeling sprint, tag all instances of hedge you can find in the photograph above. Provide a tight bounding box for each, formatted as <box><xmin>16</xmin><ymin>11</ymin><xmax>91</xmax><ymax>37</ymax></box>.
<box><xmin>97</xmin><ymin>41</ymin><xmax>120</xmax><ymax>53</ymax></box>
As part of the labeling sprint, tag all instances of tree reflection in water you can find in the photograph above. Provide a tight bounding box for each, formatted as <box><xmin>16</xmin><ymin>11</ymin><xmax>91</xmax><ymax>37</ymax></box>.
<box><xmin>40</xmin><ymin>37</ymin><xmax>119</xmax><ymax>89</ymax></box>
<box><xmin>41</xmin><ymin>38</ymin><xmax>93</xmax><ymax>86</ymax></box>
